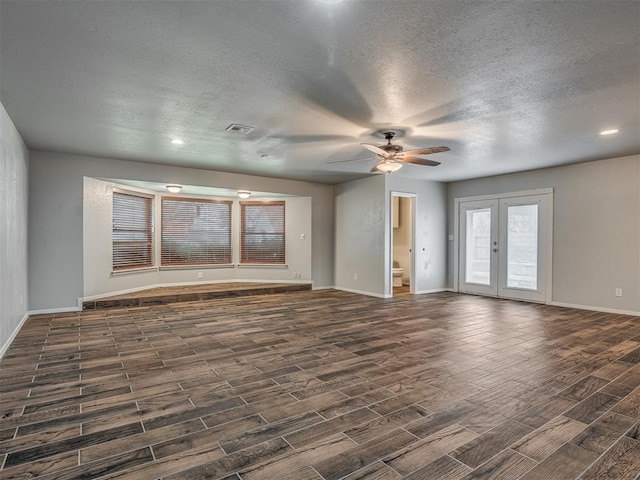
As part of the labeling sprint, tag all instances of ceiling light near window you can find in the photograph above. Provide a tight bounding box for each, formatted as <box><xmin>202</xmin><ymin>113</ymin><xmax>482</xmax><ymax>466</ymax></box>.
<box><xmin>171</xmin><ymin>138</ymin><xmax>184</xmax><ymax>145</ymax></box>
<box><xmin>166</xmin><ymin>185</ymin><xmax>182</xmax><ymax>193</ymax></box>
<box><xmin>238</xmin><ymin>191</ymin><xmax>251</xmax><ymax>199</ymax></box>
<box><xmin>376</xmin><ymin>161</ymin><xmax>403</xmax><ymax>174</ymax></box>
<box><xmin>600</xmin><ymin>129</ymin><xmax>619</xmax><ymax>135</ymax></box>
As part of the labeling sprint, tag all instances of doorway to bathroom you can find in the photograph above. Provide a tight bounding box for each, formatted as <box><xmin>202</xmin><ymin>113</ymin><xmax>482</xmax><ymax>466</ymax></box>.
<box><xmin>391</xmin><ymin>193</ymin><xmax>415</xmax><ymax>297</ymax></box>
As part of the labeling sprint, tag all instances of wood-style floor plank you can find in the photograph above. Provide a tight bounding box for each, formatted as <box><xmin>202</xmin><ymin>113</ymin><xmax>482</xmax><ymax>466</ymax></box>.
<box><xmin>458</xmin><ymin>448</ymin><xmax>536</xmax><ymax>480</ymax></box>
<box><xmin>518</xmin><ymin>443</ymin><xmax>598</xmax><ymax>480</ymax></box>
<box><xmin>402</xmin><ymin>455</ymin><xmax>471</xmax><ymax>480</ymax></box>
<box><xmin>579</xmin><ymin>436</ymin><xmax>640</xmax><ymax>480</ymax></box>
<box><xmin>1</xmin><ymin>288</ymin><xmax>640</xmax><ymax>479</ymax></box>
<box><xmin>511</xmin><ymin>415</ymin><xmax>587</xmax><ymax>461</ymax></box>
<box><xmin>569</xmin><ymin>411</ymin><xmax>637</xmax><ymax>454</ymax></box>
<box><xmin>449</xmin><ymin>420</ymin><xmax>533</xmax><ymax>468</ymax></box>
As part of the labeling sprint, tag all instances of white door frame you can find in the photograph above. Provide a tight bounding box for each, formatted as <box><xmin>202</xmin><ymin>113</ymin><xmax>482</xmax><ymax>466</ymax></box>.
<box><xmin>453</xmin><ymin>188</ymin><xmax>553</xmax><ymax>303</ymax></box>
<box><xmin>388</xmin><ymin>191</ymin><xmax>416</xmax><ymax>297</ymax></box>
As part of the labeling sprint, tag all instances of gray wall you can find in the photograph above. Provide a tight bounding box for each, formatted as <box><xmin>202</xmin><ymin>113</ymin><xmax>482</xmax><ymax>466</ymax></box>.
<box><xmin>333</xmin><ymin>174</ymin><xmax>448</xmax><ymax>297</ymax></box>
<box><xmin>24</xmin><ymin>149</ymin><xmax>639</xmax><ymax>312</ymax></box>
<box><xmin>447</xmin><ymin>155</ymin><xmax>640</xmax><ymax>313</ymax></box>
<box><xmin>334</xmin><ymin>175</ymin><xmax>386</xmax><ymax>296</ymax></box>
<box><xmin>0</xmin><ymin>102</ymin><xmax>29</xmax><ymax>354</ymax></box>
<box><xmin>29</xmin><ymin>151</ymin><xmax>334</xmax><ymax>310</ymax></box>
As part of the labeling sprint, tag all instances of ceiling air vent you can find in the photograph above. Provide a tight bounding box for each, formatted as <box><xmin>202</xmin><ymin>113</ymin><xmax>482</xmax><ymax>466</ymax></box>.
<box><xmin>226</xmin><ymin>124</ymin><xmax>254</xmax><ymax>134</ymax></box>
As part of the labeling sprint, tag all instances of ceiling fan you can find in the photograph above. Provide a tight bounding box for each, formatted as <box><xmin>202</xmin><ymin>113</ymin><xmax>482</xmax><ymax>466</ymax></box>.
<box><xmin>329</xmin><ymin>131</ymin><xmax>450</xmax><ymax>173</ymax></box>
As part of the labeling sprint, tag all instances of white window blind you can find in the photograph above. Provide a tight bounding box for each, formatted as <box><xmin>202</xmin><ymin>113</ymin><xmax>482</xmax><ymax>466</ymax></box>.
<box><xmin>112</xmin><ymin>191</ymin><xmax>154</xmax><ymax>270</ymax></box>
<box><xmin>240</xmin><ymin>201</ymin><xmax>285</xmax><ymax>264</ymax></box>
<box><xmin>161</xmin><ymin>197</ymin><xmax>232</xmax><ymax>265</ymax></box>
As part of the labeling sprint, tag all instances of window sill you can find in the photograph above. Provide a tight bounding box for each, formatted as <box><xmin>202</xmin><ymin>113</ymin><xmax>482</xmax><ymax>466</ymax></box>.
<box><xmin>159</xmin><ymin>264</ymin><xmax>235</xmax><ymax>271</ymax></box>
<box><xmin>236</xmin><ymin>263</ymin><xmax>288</xmax><ymax>269</ymax></box>
<box><xmin>111</xmin><ymin>266</ymin><xmax>158</xmax><ymax>276</ymax></box>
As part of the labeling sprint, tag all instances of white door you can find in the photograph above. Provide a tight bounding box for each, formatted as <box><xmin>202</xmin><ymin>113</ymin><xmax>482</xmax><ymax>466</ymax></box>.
<box><xmin>459</xmin><ymin>200</ymin><xmax>498</xmax><ymax>296</ymax></box>
<box><xmin>459</xmin><ymin>193</ymin><xmax>551</xmax><ymax>302</ymax></box>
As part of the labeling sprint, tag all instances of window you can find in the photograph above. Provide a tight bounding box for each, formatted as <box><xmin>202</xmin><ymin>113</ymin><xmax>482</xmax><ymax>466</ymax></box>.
<box><xmin>112</xmin><ymin>191</ymin><xmax>154</xmax><ymax>270</ymax></box>
<box><xmin>161</xmin><ymin>197</ymin><xmax>232</xmax><ymax>265</ymax></box>
<box><xmin>240</xmin><ymin>201</ymin><xmax>285</xmax><ymax>264</ymax></box>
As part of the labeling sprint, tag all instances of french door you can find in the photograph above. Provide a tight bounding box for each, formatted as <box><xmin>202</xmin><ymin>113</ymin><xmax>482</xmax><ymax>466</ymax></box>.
<box><xmin>458</xmin><ymin>193</ymin><xmax>551</xmax><ymax>302</ymax></box>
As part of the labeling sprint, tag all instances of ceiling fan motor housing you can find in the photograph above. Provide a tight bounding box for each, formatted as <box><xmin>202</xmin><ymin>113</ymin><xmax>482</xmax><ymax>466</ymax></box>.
<box><xmin>381</xmin><ymin>131</ymin><xmax>402</xmax><ymax>154</ymax></box>
<box><xmin>381</xmin><ymin>144</ymin><xmax>403</xmax><ymax>155</ymax></box>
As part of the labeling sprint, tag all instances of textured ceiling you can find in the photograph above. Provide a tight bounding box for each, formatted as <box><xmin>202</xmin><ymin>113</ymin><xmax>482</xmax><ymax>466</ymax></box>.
<box><xmin>1</xmin><ymin>0</ymin><xmax>638</xmax><ymax>184</ymax></box>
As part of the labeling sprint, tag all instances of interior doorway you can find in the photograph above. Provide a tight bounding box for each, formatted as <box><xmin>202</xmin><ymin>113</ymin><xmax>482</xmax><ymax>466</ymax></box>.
<box><xmin>391</xmin><ymin>193</ymin><xmax>415</xmax><ymax>297</ymax></box>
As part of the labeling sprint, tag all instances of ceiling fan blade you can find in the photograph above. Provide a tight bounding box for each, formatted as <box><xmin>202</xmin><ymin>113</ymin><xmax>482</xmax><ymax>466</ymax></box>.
<box><xmin>327</xmin><ymin>157</ymin><xmax>375</xmax><ymax>165</ymax></box>
<box><xmin>295</xmin><ymin>65</ymin><xmax>373</xmax><ymax>129</ymax></box>
<box><xmin>400</xmin><ymin>146</ymin><xmax>450</xmax><ymax>156</ymax></box>
<box><xmin>361</xmin><ymin>143</ymin><xmax>388</xmax><ymax>156</ymax></box>
<box><xmin>401</xmin><ymin>157</ymin><xmax>441</xmax><ymax>167</ymax></box>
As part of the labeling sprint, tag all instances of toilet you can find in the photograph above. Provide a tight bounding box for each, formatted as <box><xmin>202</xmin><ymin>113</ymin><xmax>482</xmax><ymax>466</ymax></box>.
<box><xmin>392</xmin><ymin>261</ymin><xmax>404</xmax><ymax>287</ymax></box>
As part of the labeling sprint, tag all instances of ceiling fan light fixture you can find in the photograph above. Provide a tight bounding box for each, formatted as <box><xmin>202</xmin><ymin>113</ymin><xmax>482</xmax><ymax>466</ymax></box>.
<box><xmin>376</xmin><ymin>161</ymin><xmax>403</xmax><ymax>174</ymax></box>
<box><xmin>166</xmin><ymin>184</ymin><xmax>182</xmax><ymax>193</ymax></box>
<box><xmin>238</xmin><ymin>191</ymin><xmax>251</xmax><ymax>199</ymax></box>
<box><xmin>600</xmin><ymin>129</ymin><xmax>619</xmax><ymax>135</ymax></box>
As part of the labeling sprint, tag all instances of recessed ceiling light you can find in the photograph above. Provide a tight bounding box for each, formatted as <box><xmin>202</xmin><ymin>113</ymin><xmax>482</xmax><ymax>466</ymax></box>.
<box><xmin>166</xmin><ymin>185</ymin><xmax>182</xmax><ymax>193</ymax></box>
<box><xmin>171</xmin><ymin>138</ymin><xmax>184</xmax><ymax>145</ymax></box>
<box><xmin>600</xmin><ymin>129</ymin><xmax>619</xmax><ymax>136</ymax></box>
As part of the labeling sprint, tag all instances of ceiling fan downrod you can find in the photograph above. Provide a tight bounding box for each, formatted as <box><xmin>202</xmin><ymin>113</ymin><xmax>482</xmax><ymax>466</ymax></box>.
<box><xmin>383</xmin><ymin>131</ymin><xmax>396</xmax><ymax>144</ymax></box>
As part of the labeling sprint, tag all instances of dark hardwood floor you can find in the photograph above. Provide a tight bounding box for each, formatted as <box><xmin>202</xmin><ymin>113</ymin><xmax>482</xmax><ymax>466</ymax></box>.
<box><xmin>1</xmin><ymin>289</ymin><xmax>639</xmax><ymax>479</ymax></box>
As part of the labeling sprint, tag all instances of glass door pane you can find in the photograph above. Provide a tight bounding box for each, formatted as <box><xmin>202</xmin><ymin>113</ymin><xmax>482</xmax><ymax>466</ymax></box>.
<box><xmin>506</xmin><ymin>204</ymin><xmax>538</xmax><ymax>290</ymax></box>
<box><xmin>497</xmin><ymin>193</ymin><xmax>548</xmax><ymax>303</ymax></box>
<box><xmin>465</xmin><ymin>208</ymin><xmax>492</xmax><ymax>285</ymax></box>
<box><xmin>459</xmin><ymin>199</ymin><xmax>498</xmax><ymax>297</ymax></box>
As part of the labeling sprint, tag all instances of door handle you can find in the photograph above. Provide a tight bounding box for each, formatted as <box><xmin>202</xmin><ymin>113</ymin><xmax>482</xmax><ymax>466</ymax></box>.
<box><xmin>492</xmin><ymin>248</ymin><xmax>498</xmax><ymax>253</ymax></box>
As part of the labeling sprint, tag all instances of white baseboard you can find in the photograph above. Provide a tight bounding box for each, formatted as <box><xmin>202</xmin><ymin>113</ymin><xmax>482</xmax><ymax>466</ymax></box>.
<box><xmin>233</xmin><ymin>279</ymin><xmax>312</xmax><ymax>285</ymax></box>
<box><xmin>311</xmin><ymin>284</ymin><xmax>334</xmax><ymax>291</ymax></box>
<box><xmin>0</xmin><ymin>311</ymin><xmax>30</xmax><ymax>360</ymax></box>
<box><xmin>413</xmin><ymin>288</ymin><xmax>454</xmax><ymax>295</ymax></box>
<box><xmin>334</xmin><ymin>287</ymin><xmax>391</xmax><ymax>298</ymax></box>
<box><xmin>29</xmin><ymin>306</ymin><xmax>82</xmax><ymax>315</ymax></box>
<box><xmin>549</xmin><ymin>301</ymin><xmax>640</xmax><ymax>316</ymax></box>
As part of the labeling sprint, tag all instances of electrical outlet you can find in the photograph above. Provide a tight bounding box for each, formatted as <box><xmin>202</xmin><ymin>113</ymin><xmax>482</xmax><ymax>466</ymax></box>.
<box><xmin>353</xmin><ymin>273</ymin><xmax>358</xmax><ymax>280</ymax></box>
<box><xmin>615</xmin><ymin>288</ymin><xmax>622</xmax><ymax>297</ymax></box>
<box><xmin>197</xmin><ymin>271</ymin><xmax>203</xmax><ymax>279</ymax></box>
<box><xmin>293</xmin><ymin>272</ymin><xmax>301</xmax><ymax>279</ymax></box>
